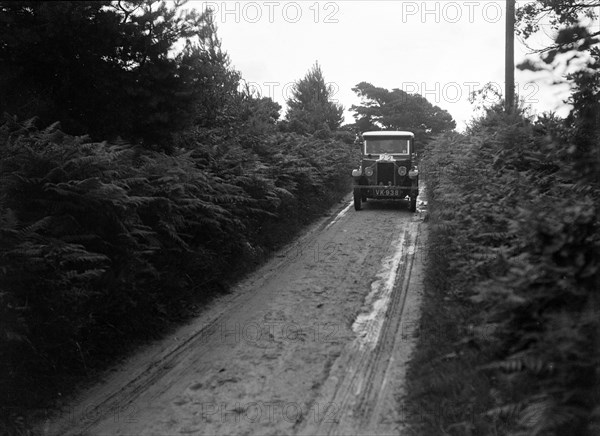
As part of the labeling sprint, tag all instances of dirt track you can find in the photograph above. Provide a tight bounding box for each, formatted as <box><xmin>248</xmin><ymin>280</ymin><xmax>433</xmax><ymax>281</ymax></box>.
<box><xmin>38</xmin><ymin>191</ymin><xmax>427</xmax><ymax>436</ymax></box>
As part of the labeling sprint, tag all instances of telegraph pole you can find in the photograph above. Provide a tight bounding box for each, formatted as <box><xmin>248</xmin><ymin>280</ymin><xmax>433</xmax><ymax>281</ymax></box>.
<box><xmin>505</xmin><ymin>0</ymin><xmax>515</xmax><ymax>113</ymax></box>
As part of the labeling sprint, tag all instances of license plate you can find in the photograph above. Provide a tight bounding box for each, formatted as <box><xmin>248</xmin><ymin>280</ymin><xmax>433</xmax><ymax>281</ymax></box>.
<box><xmin>375</xmin><ymin>188</ymin><xmax>400</xmax><ymax>197</ymax></box>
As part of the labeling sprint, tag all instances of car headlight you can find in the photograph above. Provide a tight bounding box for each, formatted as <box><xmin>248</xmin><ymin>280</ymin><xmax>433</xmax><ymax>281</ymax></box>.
<box><xmin>408</xmin><ymin>169</ymin><xmax>419</xmax><ymax>179</ymax></box>
<box><xmin>352</xmin><ymin>169</ymin><xmax>361</xmax><ymax>177</ymax></box>
<box><xmin>365</xmin><ymin>167</ymin><xmax>374</xmax><ymax>177</ymax></box>
<box><xmin>398</xmin><ymin>166</ymin><xmax>407</xmax><ymax>176</ymax></box>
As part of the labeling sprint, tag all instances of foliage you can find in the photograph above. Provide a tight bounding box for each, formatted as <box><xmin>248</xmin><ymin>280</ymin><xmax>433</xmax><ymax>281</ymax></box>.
<box><xmin>0</xmin><ymin>3</ymin><xmax>359</xmax><ymax>434</ymax></box>
<box><xmin>284</xmin><ymin>62</ymin><xmax>344</xmax><ymax>135</ymax></box>
<box><xmin>407</xmin><ymin>106</ymin><xmax>600</xmax><ymax>435</ymax></box>
<box><xmin>516</xmin><ymin>0</ymin><xmax>600</xmax><ymax>173</ymax></box>
<box><xmin>178</xmin><ymin>12</ymin><xmax>244</xmax><ymax>131</ymax></box>
<box><xmin>407</xmin><ymin>4</ymin><xmax>600</xmax><ymax>434</ymax></box>
<box><xmin>516</xmin><ymin>1</ymin><xmax>600</xmax><ymax>48</ymax></box>
<box><xmin>221</xmin><ymin>84</ymin><xmax>283</xmax><ymax>136</ymax></box>
<box><xmin>0</xmin><ymin>115</ymin><xmax>356</xmax><ymax>420</ymax></box>
<box><xmin>0</xmin><ymin>1</ymin><xmax>235</xmax><ymax>146</ymax></box>
<box><xmin>349</xmin><ymin>81</ymin><xmax>456</xmax><ymax>146</ymax></box>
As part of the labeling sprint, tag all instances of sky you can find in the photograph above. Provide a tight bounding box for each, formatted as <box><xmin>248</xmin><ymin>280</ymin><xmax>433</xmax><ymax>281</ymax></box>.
<box><xmin>186</xmin><ymin>0</ymin><xmax>584</xmax><ymax>131</ymax></box>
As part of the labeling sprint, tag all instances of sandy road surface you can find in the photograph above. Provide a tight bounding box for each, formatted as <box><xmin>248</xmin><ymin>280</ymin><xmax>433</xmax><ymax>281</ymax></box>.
<box><xmin>38</xmin><ymin>191</ymin><xmax>427</xmax><ymax>436</ymax></box>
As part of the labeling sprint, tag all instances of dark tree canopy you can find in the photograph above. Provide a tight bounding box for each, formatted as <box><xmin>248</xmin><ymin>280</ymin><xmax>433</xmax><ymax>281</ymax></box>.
<box><xmin>517</xmin><ymin>0</ymin><xmax>600</xmax><ymax>183</ymax></box>
<box><xmin>350</xmin><ymin>82</ymin><xmax>456</xmax><ymax>143</ymax></box>
<box><xmin>285</xmin><ymin>62</ymin><xmax>344</xmax><ymax>135</ymax></box>
<box><xmin>516</xmin><ymin>1</ymin><xmax>599</xmax><ymax>69</ymax></box>
<box><xmin>516</xmin><ymin>0</ymin><xmax>600</xmax><ymax>42</ymax></box>
<box><xmin>0</xmin><ymin>1</ymin><xmax>241</xmax><ymax>145</ymax></box>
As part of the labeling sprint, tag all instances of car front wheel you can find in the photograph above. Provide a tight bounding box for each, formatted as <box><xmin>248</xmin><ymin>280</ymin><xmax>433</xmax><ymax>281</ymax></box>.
<box><xmin>353</xmin><ymin>188</ymin><xmax>362</xmax><ymax>211</ymax></box>
<box><xmin>409</xmin><ymin>196</ymin><xmax>417</xmax><ymax>212</ymax></box>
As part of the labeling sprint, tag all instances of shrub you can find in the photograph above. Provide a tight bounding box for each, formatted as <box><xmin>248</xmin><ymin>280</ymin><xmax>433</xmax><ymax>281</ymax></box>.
<box><xmin>406</xmin><ymin>107</ymin><xmax>600</xmax><ymax>435</ymax></box>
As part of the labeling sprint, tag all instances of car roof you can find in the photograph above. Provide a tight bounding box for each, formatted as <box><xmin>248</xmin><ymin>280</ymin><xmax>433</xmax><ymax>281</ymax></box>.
<box><xmin>362</xmin><ymin>131</ymin><xmax>414</xmax><ymax>137</ymax></box>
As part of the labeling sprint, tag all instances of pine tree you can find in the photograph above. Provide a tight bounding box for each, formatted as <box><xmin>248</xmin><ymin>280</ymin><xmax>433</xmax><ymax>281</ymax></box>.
<box><xmin>0</xmin><ymin>1</ymin><xmax>233</xmax><ymax>147</ymax></box>
<box><xmin>349</xmin><ymin>82</ymin><xmax>456</xmax><ymax>144</ymax></box>
<box><xmin>285</xmin><ymin>62</ymin><xmax>344</xmax><ymax>134</ymax></box>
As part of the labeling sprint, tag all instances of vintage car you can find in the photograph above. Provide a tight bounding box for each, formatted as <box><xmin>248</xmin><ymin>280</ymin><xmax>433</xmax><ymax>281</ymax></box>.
<box><xmin>351</xmin><ymin>131</ymin><xmax>419</xmax><ymax>212</ymax></box>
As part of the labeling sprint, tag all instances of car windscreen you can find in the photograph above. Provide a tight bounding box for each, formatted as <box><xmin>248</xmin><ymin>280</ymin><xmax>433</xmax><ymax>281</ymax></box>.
<box><xmin>364</xmin><ymin>137</ymin><xmax>410</xmax><ymax>154</ymax></box>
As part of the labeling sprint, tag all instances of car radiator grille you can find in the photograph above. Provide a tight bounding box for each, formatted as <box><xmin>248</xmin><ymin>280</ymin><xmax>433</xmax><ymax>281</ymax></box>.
<box><xmin>376</xmin><ymin>162</ymin><xmax>395</xmax><ymax>185</ymax></box>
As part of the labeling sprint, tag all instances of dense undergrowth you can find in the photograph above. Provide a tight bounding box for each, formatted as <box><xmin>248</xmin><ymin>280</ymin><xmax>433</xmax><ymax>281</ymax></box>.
<box><xmin>406</xmin><ymin>108</ymin><xmax>599</xmax><ymax>435</ymax></box>
<box><xmin>0</xmin><ymin>115</ymin><xmax>357</xmax><ymax>420</ymax></box>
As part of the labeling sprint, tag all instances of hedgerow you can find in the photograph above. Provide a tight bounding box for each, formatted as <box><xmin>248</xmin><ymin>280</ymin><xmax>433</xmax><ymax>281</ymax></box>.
<box><xmin>0</xmin><ymin>115</ymin><xmax>357</xmax><ymax>416</ymax></box>
<box><xmin>406</xmin><ymin>107</ymin><xmax>599</xmax><ymax>435</ymax></box>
